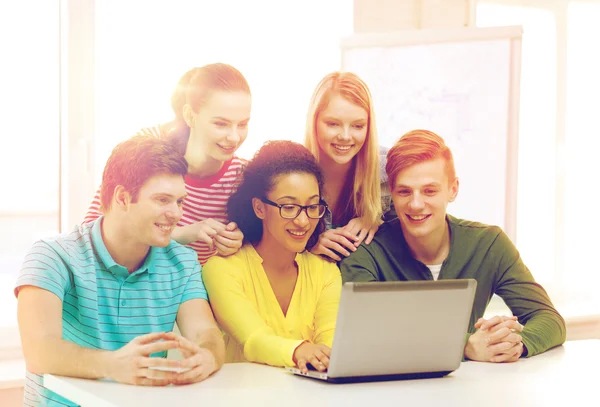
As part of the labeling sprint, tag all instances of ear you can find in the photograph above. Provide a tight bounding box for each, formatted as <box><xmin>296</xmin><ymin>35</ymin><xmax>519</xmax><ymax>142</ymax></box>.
<box><xmin>252</xmin><ymin>197</ymin><xmax>266</xmax><ymax>220</ymax></box>
<box><xmin>182</xmin><ymin>104</ymin><xmax>196</xmax><ymax>128</ymax></box>
<box><xmin>113</xmin><ymin>185</ymin><xmax>133</xmax><ymax>210</ymax></box>
<box><xmin>449</xmin><ymin>178</ymin><xmax>459</xmax><ymax>203</ymax></box>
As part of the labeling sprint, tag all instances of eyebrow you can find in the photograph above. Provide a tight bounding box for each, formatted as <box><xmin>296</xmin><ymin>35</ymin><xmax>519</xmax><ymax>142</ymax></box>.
<box><xmin>211</xmin><ymin>117</ymin><xmax>251</xmax><ymax>123</ymax></box>
<box><xmin>277</xmin><ymin>194</ymin><xmax>320</xmax><ymax>201</ymax></box>
<box><xmin>321</xmin><ymin>116</ymin><xmax>367</xmax><ymax>123</ymax></box>
<box><xmin>395</xmin><ymin>183</ymin><xmax>441</xmax><ymax>189</ymax></box>
<box><xmin>152</xmin><ymin>193</ymin><xmax>188</xmax><ymax>200</ymax></box>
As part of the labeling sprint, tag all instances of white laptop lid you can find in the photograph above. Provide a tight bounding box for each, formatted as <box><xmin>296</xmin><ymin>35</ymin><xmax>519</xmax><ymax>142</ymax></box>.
<box><xmin>327</xmin><ymin>279</ymin><xmax>477</xmax><ymax>378</ymax></box>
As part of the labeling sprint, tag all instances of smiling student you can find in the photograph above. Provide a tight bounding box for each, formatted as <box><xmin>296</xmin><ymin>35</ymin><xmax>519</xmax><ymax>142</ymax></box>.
<box><xmin>16</xmin><ymin>135</ymin><xmax>225</xmax><ymax>407</ymax></box>
<box><xmin>202</xmin><ymin>140</ymin><xmax>341</xmax><ymax>374</ymax></box>
<box><xmin>304</xmin><ymin>72</ymin><xmax>390</xmax><ymax>262</ymax></box>
<box><xmin>84</xmin><ymin>63</ymin><xmax>252</xmax><ymax>264</ymax></box>
<box><xmin>340</xmin><ymin>129</ymin><xmax>566</xmax><ymax>362</ymax></box>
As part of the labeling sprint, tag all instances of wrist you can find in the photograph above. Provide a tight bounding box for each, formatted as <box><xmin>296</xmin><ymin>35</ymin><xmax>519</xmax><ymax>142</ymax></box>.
<box><xmin>98</xmin><ymin>350</ymin><xmax>116</xmax><ymax>380</ymax></box>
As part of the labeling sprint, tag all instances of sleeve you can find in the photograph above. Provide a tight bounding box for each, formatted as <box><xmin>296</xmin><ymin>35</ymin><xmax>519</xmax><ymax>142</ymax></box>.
<box><xmin>312</xmin><ymin>261</ymin><xmax>342</xmax><ymax>347</ymax></box>
<box><xmin>14</xmin><ymin>241</ymin><xmax>71</xmax><ymax>300</ymax></box>
<box><xmin>202</xmin><ymin>256</ymin><xmax>304</xmax><ymax>367</ymax></box>
<box><xmin>181</xmin><ymin>259</ymin><xmax>208</xmax><ymax>303</ymax></box>
<box><xmin>339</xmin><ymin>245</ymin><xmax>380</xmax><ymax>283</ymax></box>
<box><xmin>82</xmin><ymin>186</ymin><xmax>103</xmax><ymax>225</ymax></box>
<box><xmin>493</xmin><ymin>230</ymin><xmax>566</xmax><ymax>357</ymax></box>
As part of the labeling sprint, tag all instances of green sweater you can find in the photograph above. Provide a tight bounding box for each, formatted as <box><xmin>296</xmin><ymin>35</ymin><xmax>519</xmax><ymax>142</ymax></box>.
<box><xmin>339</xmin><ymin>214</ymin><xmax>566</xmax><ymax>357</ymax></box>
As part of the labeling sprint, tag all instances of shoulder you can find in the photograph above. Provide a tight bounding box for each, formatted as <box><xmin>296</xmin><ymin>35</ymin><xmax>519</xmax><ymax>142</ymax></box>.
<box><xmin>37</xmin><ymin>222</ymin><xmax>95</xmax><ymax>261</ymax></box>
<box><xmin>152</xmin><ymin>240</ymin><xmax>198</xmax><ymax>272</ymax></box>
<box><xmin>448</xmin><ymin>215</ymin><xmax>503</xmax><ymax>240</ymax></box>
<box><xmin>203</xmin><ymin>244</ymin><xmax>252</xmax><ymax>277</ymax></box>
<box><xmin>447</xmin><ymin>215</ymin><xmax>515</xmax><ymax>257</ymax></box>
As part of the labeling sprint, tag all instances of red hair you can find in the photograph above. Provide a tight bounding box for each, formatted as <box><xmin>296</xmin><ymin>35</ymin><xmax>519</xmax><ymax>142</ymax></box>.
<box><xmin>386</xmin><ymin>130</ymin><xmax>456</xmax><ymax>187</ymax></box>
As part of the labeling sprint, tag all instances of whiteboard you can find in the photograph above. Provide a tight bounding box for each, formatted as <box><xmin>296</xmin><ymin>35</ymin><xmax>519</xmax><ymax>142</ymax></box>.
<box><xmin>341</xmin><ymin>26</ymin><xmax>522</xmax><ymax>241</ymax></box>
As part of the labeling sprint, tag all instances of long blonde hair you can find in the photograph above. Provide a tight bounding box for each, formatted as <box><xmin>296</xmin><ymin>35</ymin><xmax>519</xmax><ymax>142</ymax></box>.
<box><xmin>304</xmin><ymin>72</ymin><xmax>381</xmax><ymax>228</ymax></box>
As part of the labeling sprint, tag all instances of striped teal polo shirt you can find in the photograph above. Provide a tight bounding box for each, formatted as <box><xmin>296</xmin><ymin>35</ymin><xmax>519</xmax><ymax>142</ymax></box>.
<box><xmin>14</xmin><ymin>217</ymin><xmax>207</xmax><ymax>407</ymax></box>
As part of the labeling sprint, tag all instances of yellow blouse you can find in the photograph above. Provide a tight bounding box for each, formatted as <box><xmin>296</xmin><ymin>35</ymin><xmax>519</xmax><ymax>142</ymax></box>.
<box><xmin>202</xmin><ymin>244</ymin><xmax>342</xmax><ymax>368</ymax></box>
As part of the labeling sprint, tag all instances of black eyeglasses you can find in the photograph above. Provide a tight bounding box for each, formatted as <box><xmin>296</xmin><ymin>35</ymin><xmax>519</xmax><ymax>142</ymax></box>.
<box><xmin>260</xmin><ymin>198</ymin><xmax>328</xmax><ymax>219</ymax></box>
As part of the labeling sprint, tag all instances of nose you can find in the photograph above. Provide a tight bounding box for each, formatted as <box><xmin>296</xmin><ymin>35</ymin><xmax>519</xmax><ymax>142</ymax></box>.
<box><xmin>338</xmin><ymin>127</ymin><xmax>351</xmax><ymax>141</ymax></box>
<box><xmin>227</xmin><ymin>126</ymin><xmax>241</xmax><ymax>144</ymax></box>
<box><xmin>293</xmin><ymin>209</ymin><xmax>310</xmax><ymax>227</ymax></box>
<box><xmin>408</xmin><ymin>193</ymin><xmax>425</xmax><ymax>210</ymax></box>
<box><xmin>166</xmin><ymin>202</ymin><xmax>183</xmax><ymax>221</ymax></box>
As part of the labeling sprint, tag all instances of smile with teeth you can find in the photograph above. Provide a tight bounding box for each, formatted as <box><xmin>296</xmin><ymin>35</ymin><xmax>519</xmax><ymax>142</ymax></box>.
<box><xmin>332</xmin><ymin>144</ymin><xmax>352</xmax><ymax>151</ymax></box>
<box><xmin>218</xmin><ymin>144</ymin><xmax>236</xmax><ymax>151</ymax></box>
<box><xmin>288</xmin><ymin>230</ymin><xmax>308</xmax><ymax>237</ymax></box>
<box><xmin>406</xmin><ymin>214</ymin><xmax>430</xmax><ymax>221</ymax></box>
<box><xmin>155</xmin><ymin>223</ymin><xmax>174</xmax><ymax>231</ymax></box>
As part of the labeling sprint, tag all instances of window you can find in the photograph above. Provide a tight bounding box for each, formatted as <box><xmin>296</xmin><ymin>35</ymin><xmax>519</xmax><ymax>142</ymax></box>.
<box><xmin>476</xmin><ymin>3</ymin><xmax>557</xmax><ymax>286</ymax></box>
<box><xmin>565</xmin><ymin>2</ymin><xmax>600</xmax><ymax>297</ymax></box>
<box><xmin>0</xmin><ymin>2</ymin><xmax>60</xmax><ymax>332</ymax></box>
<box><xmin>93</xmin><ymin>0</ymin><xmax>353</xmax><ymax>186</ymax></box>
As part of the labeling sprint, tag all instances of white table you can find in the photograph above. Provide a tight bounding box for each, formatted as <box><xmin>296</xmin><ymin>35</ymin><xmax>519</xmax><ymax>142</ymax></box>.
<box><xmin>45</xmin><ymin>340</ymin><xmax>598</xmax><ymax>407</ymax></box>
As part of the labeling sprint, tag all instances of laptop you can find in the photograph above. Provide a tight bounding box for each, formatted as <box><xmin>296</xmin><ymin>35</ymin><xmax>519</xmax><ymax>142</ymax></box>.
<box><xmin>286</xmin><ymin>279</ymin><xmax>477</xmax><ymax>383</ymax></box>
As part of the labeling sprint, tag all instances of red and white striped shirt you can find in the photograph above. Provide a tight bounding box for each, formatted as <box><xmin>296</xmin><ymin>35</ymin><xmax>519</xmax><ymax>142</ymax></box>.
<box><xmin>82</xmin><ymin>126</ymin><xmax>246</xmax><ymax>265</ymax></box>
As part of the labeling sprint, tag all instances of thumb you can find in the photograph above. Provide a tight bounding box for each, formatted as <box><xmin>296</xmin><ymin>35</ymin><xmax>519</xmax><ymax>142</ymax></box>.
<box><xmin>226</xmin><ymin>222</ymin><xmax>237</xmax><ymax>231</ymax></box>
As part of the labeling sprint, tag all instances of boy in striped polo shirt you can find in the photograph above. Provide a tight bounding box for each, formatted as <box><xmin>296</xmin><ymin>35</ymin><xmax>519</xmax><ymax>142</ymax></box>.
<box><xmin>15</xmin><ymin>135</ymin><xmax>225</xmax><ymax>406</ymax></box>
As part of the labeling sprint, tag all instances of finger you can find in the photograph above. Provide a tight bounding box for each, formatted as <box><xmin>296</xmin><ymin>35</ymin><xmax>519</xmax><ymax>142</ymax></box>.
<box><xmin>485</xmin><ymin>327</ymin><xmax>513</xmax><ymax>345</ymax></box>
<box><xmin>217</xmin><ymin>227</ymin><xmax>243</xmax><ymax>240</ymax></box>
<box><xmin>491</xmin><ymin>343</ymin><xmax>523</xmax><ymax>363</ymax></box>
<box><xmin>202</xmin><ymin>218</ymin><xmax>227</xmax><ymax>232</ymax></box>
<box><xmin>132</xmin><ymin>331</ymin><xmax>170</xmax><ymax>345</ymax></box>
<box><xmin>488</xmin><ymin>319</ymin><xmax>523</xmax><ymax>333</ymax></box>
<box><xmin>474</xmin><ymin>318</ymin><xmax>486</xmax><ymax>329</ymax></box>
<box><xmin>318</xmin><ymin>247</ymin><xmax>342</xmax><ymax>262</ymax></box>
<box><xmin>364</xmin><ymin>227</ymin><xmax>377</xmax><ymax>245</ymax></box>
<box><xmin>141</xmin><ymin>367</ymin><xmax>180</xmax><ymax>381</ymax></box>
<box><xmin>297</xmin><ymin>358</ymin><xmax>308</xmax><ymax>374</ymax></box>
<box><xmin>134</xmin><ymin>376</ymin><xmax>173</xmax><ymax>387</ymax></box>
<box><xmin>313</xmin><ymin>350</ymin><xmax>330</xmax><ymax>369</ymax></box>
<box><xmin>139</xmin><ymin>340</ymin><xmax>180</xmax><ymax>355</ymax></box>
<box><xmin>355</xmin><ymin>228</ymin><xmax>368</xmax><ymax>245</ymax></box>
<box><xmin>318</xmin><ymin>345</ymin><xmax>331</xmax><ymax>357</ymax></box>
<box><xmin>213</xmin><ymin>234</ymin><xmax>239</xmax><ymax>249</ymax></box>
<box><xmin>328</xmin><ymin>234</ymin><xmax>358</xmax><ymax>252</ymax></box>
<box><xmin>480</xmin><ymin>315</ymin><xmax>512</xmax><ymax>330</ymax></box>
<box><xmin>487</xmin><ymin>340</ymin><xmax>517</xmax><ymax>355</ymax></box>
<box><xmin>138</xmin><ymin>356</ymin><xmax>182</xmax><ymax>369</ymax></box>
<box><xmin>332</xmin><ymin>228</ymin><xmax>360</xmax><ymax>242</ymax></box>
<box><xmin>173</xmin><ymin>365</ymin><xmax>212</xmax><ymax>385</ymax></box>
<box><xmin>197</xmin><ymin>230</ymin><xmax>217</xmax><ymax>246</ymax></box>
<box><xmin>309</xmin><ymin>355</ymin><xmax>327</xmax><ymax>372</ymax></box>
<box><xmin>225</xmin><ymin>221</ymin><xmax>238</xmax><ymax>231</ymax></box>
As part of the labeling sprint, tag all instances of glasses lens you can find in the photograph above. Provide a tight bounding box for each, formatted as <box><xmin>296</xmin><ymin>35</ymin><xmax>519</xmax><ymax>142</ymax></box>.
<box><xmin>280</xmin><ymin>204</ymin><xmax>301</xmax><ymax>219</ymax></box>
<box><xmin>307</xmin><ymin>204</ymin><xmax>326</xmax><ymax>219</ymax></box>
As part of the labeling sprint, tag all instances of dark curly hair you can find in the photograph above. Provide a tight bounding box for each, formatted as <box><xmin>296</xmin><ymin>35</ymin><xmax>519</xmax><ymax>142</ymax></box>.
<box><xmin>227</xmin><ymin>140</ymin><xmax>326</xmax><ymax>250</ymax></box>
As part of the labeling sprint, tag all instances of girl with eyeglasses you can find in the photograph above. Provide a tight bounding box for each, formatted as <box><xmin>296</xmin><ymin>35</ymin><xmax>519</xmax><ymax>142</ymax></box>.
<box><xmin>202</xmin><ymin>140</ymin><xmax>341</xmax><ymax>374</ymax></box>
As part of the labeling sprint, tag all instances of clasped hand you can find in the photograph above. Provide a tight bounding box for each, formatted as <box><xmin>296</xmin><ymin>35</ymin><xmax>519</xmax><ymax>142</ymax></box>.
<box><xmin>465</xmin><ymin>315</ymin><xmax>525</xmax><ymax>363</ymax></box>
<box><xmin>108</xmin><ymin>331</ymin><xmax>217</xmax><ymax>386</ymax></box>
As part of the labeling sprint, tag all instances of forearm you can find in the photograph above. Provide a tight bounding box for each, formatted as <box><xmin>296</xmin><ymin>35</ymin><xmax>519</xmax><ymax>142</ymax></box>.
<box><xmin>25</xmin><ymin>336</ymin><xmax>111</xmax><ymax>379</ymax></box>
<box><xmin>171</xmin><ymin>225</ymin><xmax>195</xmax><ymax>245</ymax></box>
<box><xmin>195</xmin><ymin>326</ymin><xmax>226</xmax><ymax>369</ymax></box>
<box><xmin>520</xmin><ymin>310</ymin><xmax>566</xmax><ymax>357</ymax></box>
<box><xmin>244</xmin><ymin>331</ymin><xmax>304</xmax><ymax>368</ymax></box>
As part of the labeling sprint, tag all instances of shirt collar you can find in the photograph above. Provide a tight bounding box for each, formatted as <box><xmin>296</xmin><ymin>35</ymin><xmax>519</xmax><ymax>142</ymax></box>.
<box><xmin>91</xmin><ymin>216</ymin><xmax>156</xmax><ymax>276</ymax></box>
